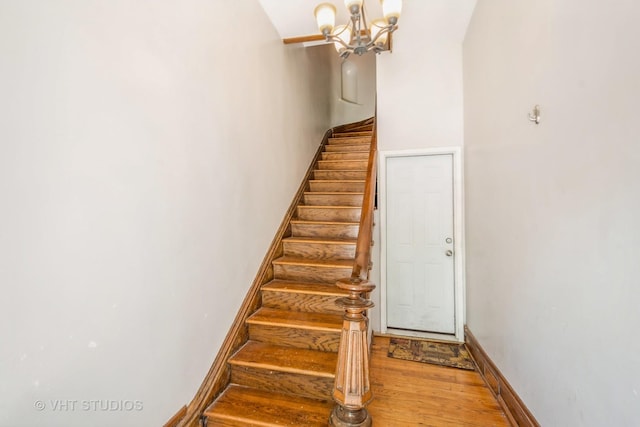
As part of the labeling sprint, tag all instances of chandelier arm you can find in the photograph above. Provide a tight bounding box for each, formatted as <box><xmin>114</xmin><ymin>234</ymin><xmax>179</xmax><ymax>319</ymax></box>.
<box><xmin>369</xmin><ymin>24</ymin><xmax>396</xmax><ymax>46</ymax></box>
<box><xmin>360</xmin><ymin>2</ymin><xmax>370</xmax><ymax>39</ymax></box>
<box><xmin>366</xmin><ymin>43</ymin><xmax>384</xmax><ymax>53</ymax></box>
<box><xmin>325</xmin><ymin>34</ymin><xmax>352</xmax><ymax>50</ymax></box>
<box><xmin>352</xmin><ymin>13</ymin><xmax>361</xmax><ymax>46</ymax></box>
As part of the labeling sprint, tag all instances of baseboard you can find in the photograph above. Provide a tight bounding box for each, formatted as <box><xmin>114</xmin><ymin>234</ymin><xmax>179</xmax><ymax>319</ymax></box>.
<box><xmin>464</xmin><ymin>326</ymin><xmax>540</xmax><ymax>427</ymax></box>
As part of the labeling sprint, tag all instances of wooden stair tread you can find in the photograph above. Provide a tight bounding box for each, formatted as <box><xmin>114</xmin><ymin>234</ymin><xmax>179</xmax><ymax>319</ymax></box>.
<box><xmin>309</xmin><ymin>180</ymin><xmax>365</xmax><ymax>183</ymax></box>
<box><xmin>317</xmin><ymin>159</ymin><xmax>367</xmax><ymax>163</ymax></box>
<box><xmin>290</xmin><ymin>219</ymin><xmax>359</xmax><ymax>225</ymax></box>
<box><xmin>332</xmin><ymin>132</ymin><xmax>372</xmax><ymax>136</ymax></box>
<box><xmin>204</xmin><ymin>385</ymin><xmax>333</xmax><ymax>426</ymax></box>
<box><xmin>325</xmin><ymin>143</ymin><xmax>370</xmax><ymax>147</ymax></box>
<box><xmin>321</xmin><ymin>152</ymin><xmax>369</xmax><ymax>159</ymax></box>
<box><xmin>297</xmin><ymin>205</ymin><xmax>360</xmax><ymax>209</ymax></box>
<box><xmin>323</xmin><ymin>152</ymin><xmax>369</xmax><ymax>155</ymax></box>
<box><xmin>247</xmin><ymin>308</ymin><xmax>342</xmax><ymax>331</ymax></box>
<box><xmin>230</xmin><ymin>341</ymin><xmax>337</xmax><ymax>377</ymax></box>
<box><xmin>324</xmin><ymin>143</ymin><xmax>370</xmax><ymax>146</ymax></box>
<box><xmin>283</xmin><ymin>236</ymin><xmax>356</xmax><ymax>245</ymax></box>
<box><xmin>324</xmin><ymin>144</ymin><xmax>371</xmax><ymax>152</ymax></box>
<box><xmin>303</xmin><ymin>193</ymin><xmax>364</xmax><ymax>198</ymax></box>
<box><xmin>312</xmin><ymin>169</ymin><xmax>369</xmax><ymax>172</ymax></box>
<box><xmin>304</xmin><ymin>192</ymin><xmax>364</xmax><ymax>195</ymax></box>
<box><xmin>262</xmin><ymin>280</ymin><xmax>350</xmax><ymax>296</ymax></box>
<box><xmin>328</xmin><ymin>137</ymin><xmax>371</xmax><ymax>141</ymax></box>
<box><xmin>303</xmin><ymin>193</ymin><xmax>363</xmax><ymax>207</ymax></box>
<box><xmin>312</xmin><ymin>170</ymin><xmax>367</xmax><ymax>180</ymax></box>
<box><xmin>272</xmin><ymin>256</ymin><xmax>353</xmax><ymax>268</ymax></box>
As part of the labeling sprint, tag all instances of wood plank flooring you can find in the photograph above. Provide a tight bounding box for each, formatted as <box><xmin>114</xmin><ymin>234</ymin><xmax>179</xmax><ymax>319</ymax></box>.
<box><xmin>368</xmin><ymin>335</ymin><xmax>510</xmax><ymax>427</ymax></box>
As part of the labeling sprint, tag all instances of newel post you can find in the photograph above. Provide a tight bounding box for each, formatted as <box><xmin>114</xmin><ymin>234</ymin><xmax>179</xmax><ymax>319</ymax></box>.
<box><xmin>329</xmin><ymin>277</ymin><xmax>375</xmax><ymax>427</ymax></box>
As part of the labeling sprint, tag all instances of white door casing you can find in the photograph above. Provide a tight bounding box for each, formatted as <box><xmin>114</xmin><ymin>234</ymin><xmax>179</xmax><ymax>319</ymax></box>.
<box><xmin>379</xmin><ymin>147</ymin><xmax>465</xmax><ymax>342</ymax></box>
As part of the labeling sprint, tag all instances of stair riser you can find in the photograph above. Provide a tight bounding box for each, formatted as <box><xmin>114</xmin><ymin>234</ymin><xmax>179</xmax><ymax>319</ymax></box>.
<box><xmin>230</xmin><ymin>366</ymin><xmax>333</xmax><ymax>400</ymax></box>
<box><xmin>309</xmin><ymin>181</ymin><xmax>365</xmax><ymax>192</ymax></box>
<box><xmin>248</xmin><ymin>324</ymin><xmax>340</xmax><ymax>352</ymax></box>
<box><xmin>313</xmin><ymin>170</ymin><xmax>367</xmax><ymax>180</ymax></box>
<box><xmin>274</xmin><ymin>264</ymin><xmax>352</xmax><ymax>284</ymax></box>
<box><xmin>317</xmin><ymin>160</ymin><xmax>367</xmax><ymax>170</ymax></box>
<box><xmin>283</xmin><ymin>241</ymin><xmax>355</xmax><ymax>260</ymax></box>
<box><xmin>328</xmin><ymin>137</ymin><xmax>371</xmax><ymax>144</ymax></box>
<box><xmin>324</xmin><ymin>144</ymin><xmax>370</xmax><ymax>152</ymax></box>
<box><xmin>262</xmin><ymin>291</ymin><xmax>345</xmax><ymax>315</ymax></box>
<box><xmin>291</xmin><ymin>223</ymin><xmax>359</xmax><ymax>239</ymax></box>
<box><xmin>297</xmin><ymin>207</ymin><xmax>361</xmax><ymax>222</ymax></box>
<box><xmin>303</xmin><ymin>193</ymin><xmax>363</xmax><ymax>207</ymax></box>
<box><xmin>321</xmin><ymin>152</ymin><xmax>369</xmax><ymax>160</ymax></box>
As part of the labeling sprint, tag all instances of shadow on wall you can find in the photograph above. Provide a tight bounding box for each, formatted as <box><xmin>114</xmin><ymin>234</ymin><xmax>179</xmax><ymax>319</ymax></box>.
<box><xmin>329</xmin><ymin>51</ymin><xmax>377</xmax><ymax>126</ymax></box>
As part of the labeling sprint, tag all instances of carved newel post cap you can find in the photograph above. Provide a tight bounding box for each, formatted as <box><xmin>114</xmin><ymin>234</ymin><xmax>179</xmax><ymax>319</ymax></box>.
<box><xmin>336</xmin><ymin>277</ymin><xmax>376</xmax><ymax>294</ymax></box>
<box><xmin>335</xmin><ymin>277</ymin><xmax>375</xmax><ymax>311</ymax></box>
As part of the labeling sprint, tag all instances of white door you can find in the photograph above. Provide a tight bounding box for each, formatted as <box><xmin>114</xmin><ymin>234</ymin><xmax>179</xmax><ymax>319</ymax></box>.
<box><xmin>386</xmin><ymin>154</ymin><xmax>455</xmax><ymax>334</ymax></box>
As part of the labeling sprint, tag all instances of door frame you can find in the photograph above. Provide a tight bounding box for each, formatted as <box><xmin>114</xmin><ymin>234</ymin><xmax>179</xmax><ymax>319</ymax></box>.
<box><xmin>379</xmin><ymin>147</ymin><xmax>466</xmax><ymax>342</ymax></box>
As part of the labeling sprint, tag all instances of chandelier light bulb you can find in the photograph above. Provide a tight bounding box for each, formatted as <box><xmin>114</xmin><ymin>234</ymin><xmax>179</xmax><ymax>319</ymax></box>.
<box><xmin>315</xmin><ymin>3</ymin><xmax>337</xmax><ymax>35</ymax></box>
<box><xmin>381</xmin><ymin>0</ymin><xmax>402</xmax><ymax>25</ymax></box>
<box><xmin>370</xmin><ymin>19</ymin><xmax>389</xmax><ymax>46</ymax></box>
<box><xmin>344</xmin><ymin>0</ymin><xmax>364</xmax><ymax>15</ymax></box>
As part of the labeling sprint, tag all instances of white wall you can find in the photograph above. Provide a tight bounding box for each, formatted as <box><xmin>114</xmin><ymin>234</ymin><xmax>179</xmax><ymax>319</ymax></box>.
<box><xmin>376</xmin><ymin>0</ymin><xmax>476</xmax><ymax>151</ymax></box>
<box><xmin>328</xmin><ymin>53</ymin><xmax>377</xmax><ymax>127</ymax></box>
<box><xmin>464</xmin><ymin>1</ymin><xmax>640</xmax><ymax>425</ymax></box>
<box><xmin>0</xmin><ymin>2</ymin><xmax>332</xmax><ymax>426</ymax></box>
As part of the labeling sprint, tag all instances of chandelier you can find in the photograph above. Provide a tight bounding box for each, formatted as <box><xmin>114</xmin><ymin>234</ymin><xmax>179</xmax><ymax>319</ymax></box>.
<box><xmin>314</xmin><ymin>0</ymin><xmax>402</xmax><ymax>58</ymax></box>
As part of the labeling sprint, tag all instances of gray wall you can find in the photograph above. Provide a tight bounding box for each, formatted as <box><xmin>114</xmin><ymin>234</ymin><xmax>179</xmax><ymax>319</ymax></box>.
<box><xmin>464</xmin><ymin>0</ymin><xmax>640</xmax><ymax>425</ymax></box>
<box><xmin>328</xmin><ymin>53</ymin><xmax>377</xmax><ymax>127</ymax></box>
<box><xmin>0</xmin><ymin>1</ymin><xmax>333</xmax><ymax>426</ymax></box>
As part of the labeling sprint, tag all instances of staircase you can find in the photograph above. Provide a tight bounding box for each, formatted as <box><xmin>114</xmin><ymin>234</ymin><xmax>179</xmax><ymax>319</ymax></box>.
<box><xmin>201</xmin><ymin>123</ymin><xmax>374</xmax><ymax>426</ymax></box>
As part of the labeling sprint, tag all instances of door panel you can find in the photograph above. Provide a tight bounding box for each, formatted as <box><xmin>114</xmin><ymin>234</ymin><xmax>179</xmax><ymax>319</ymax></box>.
<box><xmin>386</xmin><ymin>154</ymin><xmax>455</xmax><ymax>334</ymax></box>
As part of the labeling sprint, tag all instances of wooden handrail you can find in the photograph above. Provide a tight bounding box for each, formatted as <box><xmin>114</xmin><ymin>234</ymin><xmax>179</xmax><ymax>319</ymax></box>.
<box><xmin>330</xmin><ymin>117</ymin><xmax>377</xmax><ymax>427</ymax></box>
<box><xmin>352</xmin><ymin>118</ymin><xmax>377</xmax><ymax>280</ymax></box>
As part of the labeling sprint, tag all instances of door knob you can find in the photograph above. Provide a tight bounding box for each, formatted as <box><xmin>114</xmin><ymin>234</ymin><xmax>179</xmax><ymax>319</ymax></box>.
<box><xmin>445</xmin><ymin>250</ymin><xmax>453</xmax><ymax>257</ymax></box>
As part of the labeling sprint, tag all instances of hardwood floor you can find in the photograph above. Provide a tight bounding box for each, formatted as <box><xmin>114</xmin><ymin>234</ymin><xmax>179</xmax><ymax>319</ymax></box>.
<box><xmin>368</xmin><ymin>335</ymin><xmax>511</xmax><ymax>427</ymax></box>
